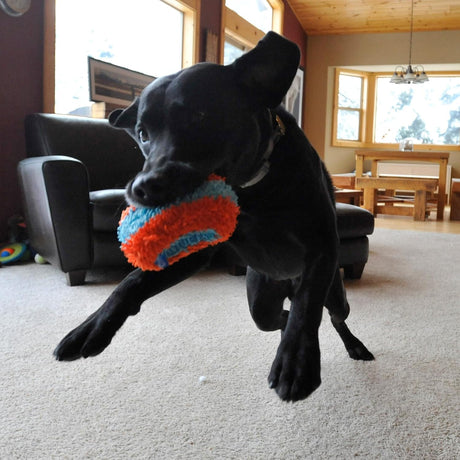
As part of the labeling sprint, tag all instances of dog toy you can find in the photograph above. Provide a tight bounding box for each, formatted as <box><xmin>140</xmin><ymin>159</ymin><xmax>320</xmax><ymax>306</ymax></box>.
<box><xmin>118</xmin><ymin>174</ymin><xmax>239</xmax><ymax>271</ymax></box>
<box><xmin>0</xmin><ymin>242</ymin><xmax>30</xmax><ymax>265</ymax></box>
<box><xmin>34</xmin><ymin>253</ymin><xmax>48</xmax><ymax>264</ymax></box>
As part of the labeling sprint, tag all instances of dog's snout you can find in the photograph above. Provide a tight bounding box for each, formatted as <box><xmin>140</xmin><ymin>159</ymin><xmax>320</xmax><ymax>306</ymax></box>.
<box><xmin>132</xmin><ymin>175</ymin><xmax>155</xmax><ymax>200</ymax></box>
<box><xmin>130</xmin><ymin>175</ymin><xmax>165</xmax><ymax>206</ymax></box>
<box><xmin>128</xmin><ymin>162</ymin><xmax>205</xmax><ymax>208</ymax></box>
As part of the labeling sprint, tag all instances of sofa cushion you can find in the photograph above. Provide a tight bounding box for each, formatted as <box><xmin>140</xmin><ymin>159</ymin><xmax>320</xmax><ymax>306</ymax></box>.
<box><xmin>90</xmin><ymin>189</ymin><xmax>126</xmax><ymax>232</ymax></box>
<box><xmin>336</xmin><ymin>203</ymin><xmax>374</xmax><ymax>239</ymax></box>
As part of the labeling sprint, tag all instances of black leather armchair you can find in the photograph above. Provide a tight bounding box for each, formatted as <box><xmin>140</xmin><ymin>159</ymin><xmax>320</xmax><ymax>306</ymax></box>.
<box><xmin>18</xmin><ymin>113</ymin><xmax>144</xmax><ymax>285</ymax></box>
<box><xmin>336</xmin><ymin>202</ymin><xmax>374</xmax><ymax>279</ymax></box>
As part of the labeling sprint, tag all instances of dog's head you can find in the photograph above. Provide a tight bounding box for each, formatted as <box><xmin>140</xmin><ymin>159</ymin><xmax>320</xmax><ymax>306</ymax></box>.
<box><xmin>109</xmin><ymin>32</ymin><xmax>300</xmax><ymax>207</ymax></box>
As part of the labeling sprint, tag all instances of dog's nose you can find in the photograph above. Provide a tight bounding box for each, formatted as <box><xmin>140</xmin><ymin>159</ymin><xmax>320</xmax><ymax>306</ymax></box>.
<box><xmin>130</xmin><ymin>175</ymin><xmax>165</xmax><ymax>206</ymax></box>
<box><xmin>128</xmin><ymin>164</ymin><xmax>205</xmax><ymax>208</ymax></box>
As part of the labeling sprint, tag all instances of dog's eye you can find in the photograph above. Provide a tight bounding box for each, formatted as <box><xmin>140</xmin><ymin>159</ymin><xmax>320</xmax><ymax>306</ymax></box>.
<box><xmin>138</xmin><ymin>129</ymin><xmax>149</xmax><ymax>143</ymax></box>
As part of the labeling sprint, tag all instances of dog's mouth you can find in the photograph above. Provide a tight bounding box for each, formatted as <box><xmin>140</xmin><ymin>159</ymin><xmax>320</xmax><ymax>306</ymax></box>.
<box><xmin>125</xmin><ymin>168</ymin><xmax>207</xmax><ymax>209</ymax></box>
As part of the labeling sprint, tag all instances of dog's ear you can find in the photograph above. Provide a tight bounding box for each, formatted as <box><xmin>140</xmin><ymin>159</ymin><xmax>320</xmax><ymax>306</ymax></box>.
<box><xmin>108</xmin><ymin>98</ymin><xmax>139</xmax><ymax>134</ymax></box>
<box><xmin>232</xmin><ymin>31</ymin><xmax>300</xmax><ymax>108</ymax></box>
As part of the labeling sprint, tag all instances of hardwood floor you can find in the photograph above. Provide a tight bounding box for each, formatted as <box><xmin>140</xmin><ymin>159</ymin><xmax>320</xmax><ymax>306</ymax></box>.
<box><xmin>373</xmin><ymin>206</ymin><xmax>460</xmax><ymax>234</ymax></box>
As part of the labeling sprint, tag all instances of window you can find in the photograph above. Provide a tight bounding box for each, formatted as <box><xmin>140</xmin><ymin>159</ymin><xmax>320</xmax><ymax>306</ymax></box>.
<box><xmin>223</xmin><ymin>0</ymin><xmax>283</xmax><ymax>65</ymax></box>
<box><xmin>333</xmin><ymin>71</ymin><xmax>366</xmax><ymax>144</ymax></box>
<box><xmin>44</xmin><ymin>0</ymin><xmax>200</xmax><ymax>115</ymax></box>
<box><xmin>332</xmin><ymin>68</ymin><xmax>460</xmax><ymax>150</ymax></box>
<box><xmin>226</xmin><ymin>0</ymin><xmax>273</xmax><ymax>33</ymax></box>
<box><xmin>224</xmin><ymin>36</ymin><xmax>248</xmax><ymax>66</ymax></box>
<box><xmin>374</xmin><ymin>76</ymin><xmax>460</xmax><ymax>146</ymax></box>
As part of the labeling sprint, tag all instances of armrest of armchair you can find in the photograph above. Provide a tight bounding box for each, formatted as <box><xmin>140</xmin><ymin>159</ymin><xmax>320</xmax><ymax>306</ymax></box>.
<box><xmin>18</xmin><ymin>155</ymin><xmax>93</xmax><ymax>275</ymax></box>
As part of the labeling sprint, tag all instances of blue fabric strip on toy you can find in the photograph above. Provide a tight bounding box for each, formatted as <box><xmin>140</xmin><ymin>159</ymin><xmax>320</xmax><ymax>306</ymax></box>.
<box><xmin>117</xmin><ymin>177</ymin><xmax>238</xmax><ymax>245</ymax></box>
<box><xmin>155</xmin><ymin>229</ymin><xmax>220</xmax><ymax>269</ymax></box>
<box><xmin>117</xmin><ymin>206</ymin><xmax>160</xmax><ymax>244</ymax></box>
<box><xmin>183</xmin><ymin>178</ymin><xmax>238</xmax><ymax>204</ymax></box>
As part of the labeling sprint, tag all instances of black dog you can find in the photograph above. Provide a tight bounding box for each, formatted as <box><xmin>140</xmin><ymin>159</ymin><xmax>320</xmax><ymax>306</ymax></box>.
<box><xmin>54</xmin><ymin>32</ymin><xmax>373</xmax><ymax>402</ymax></box>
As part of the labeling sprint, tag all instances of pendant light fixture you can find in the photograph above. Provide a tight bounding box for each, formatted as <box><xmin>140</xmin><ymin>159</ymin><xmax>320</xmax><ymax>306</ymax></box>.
<box><xmin>390</xmin><ymin>0</ymin><xmax>429</xmax><ymax>84</ymax></box>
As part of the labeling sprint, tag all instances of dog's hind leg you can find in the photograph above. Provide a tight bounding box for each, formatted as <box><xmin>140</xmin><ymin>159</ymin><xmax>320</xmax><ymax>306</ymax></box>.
<box><xmin>325</xmin><ymin>266</ymin><xmax>374</xmax><ymax>361</ymax></box>
<box><xmin>331</xmin><ymin>320</ymin><xmax>374</xmax><ymax>360</ymax></box>
<box><xmin>246</xmin><ymin>267</ymin><xmax>291</xmax><ymax>332</ymax></box>
<box><xmin>324</xmin><ymin>266</ymin><xmax>350</xmax><ymax>322</ymax></box>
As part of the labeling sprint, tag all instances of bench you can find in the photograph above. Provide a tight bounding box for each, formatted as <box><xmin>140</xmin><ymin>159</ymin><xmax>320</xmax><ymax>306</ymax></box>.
<box><xmin>356</xmin><ymin>177</ymin><xmax>438</xmax><ymax>221</ymax></box>
<box><xmin>355</xmin><ymin>150</ymin><xmax>449</xmax><ymax>220</ymax></box>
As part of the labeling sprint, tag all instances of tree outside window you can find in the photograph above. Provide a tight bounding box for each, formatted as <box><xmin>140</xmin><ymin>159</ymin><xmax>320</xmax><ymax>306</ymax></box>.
<box><xmin>375</xmin><ymin>76</ymin><xmax>460</xmax><ymax>145</ymax></box>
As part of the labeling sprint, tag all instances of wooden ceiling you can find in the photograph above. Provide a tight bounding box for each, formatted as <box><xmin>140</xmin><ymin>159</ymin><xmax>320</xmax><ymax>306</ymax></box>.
<box><xmin>287</xmin><ymin>0</ymin><xmax>460</xmax><ymax>35</ymax></box>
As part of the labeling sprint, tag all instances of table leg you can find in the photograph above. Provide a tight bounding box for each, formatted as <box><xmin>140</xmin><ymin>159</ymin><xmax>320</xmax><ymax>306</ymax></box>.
<box><xmin>414</xmin><ymin>190</ymin><xmax>427</xmax><ymax>221</ymax></box>
<box><xmin>437</xmin><ymin>159</ymin><xmax>447</xmax><ymax>220</ymax></box>
<box><xmin>371</xmin><ymin>160</ymin><xmax>378</xmax><ymax>178</ymax></box>
<box><xmin>355</xmin><ymin>154</ymin><xmax>364</xmax><ymax>182</ymax></box>
<box><xmin>362</xmin><ymin>188</ymin><xmax>376</xmax><ymax>215</ymax></box>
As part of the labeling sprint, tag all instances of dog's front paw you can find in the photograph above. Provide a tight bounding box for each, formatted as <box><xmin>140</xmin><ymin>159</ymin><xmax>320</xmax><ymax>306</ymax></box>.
<box><xmin>53</xmin><ymin>308</ymin><xmax>119</xmax><ymax>361</ymax></box>
<box><xmin>268</xmin><ymin>335</ymin><xmax>321</xmax><ymax>402</ymax></box>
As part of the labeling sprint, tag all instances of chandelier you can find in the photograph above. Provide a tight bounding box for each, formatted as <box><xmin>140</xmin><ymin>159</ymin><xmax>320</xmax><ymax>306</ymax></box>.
<box><xmin>390</xmin><ymin>0</ymin><xmax>429</xmax><ymax>84</ymax></box>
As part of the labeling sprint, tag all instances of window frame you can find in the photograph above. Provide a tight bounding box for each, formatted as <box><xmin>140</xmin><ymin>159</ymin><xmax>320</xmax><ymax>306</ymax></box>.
<box><xmin>43</xmin><ymin>0</ymin><xmax>200</xmax><ymax>113</ymax></box>
<box><xmin>332</xmin><ymin>69</ymin><xmax>368</xmax><ymax>147</ymax></box>
<box><xmin>221</xmin><ymin>0</ymin><xmax>284</xmax><ymax>65</ymax></box>
<box><xmin>332</xmin><ymin>67</ymin><xmax>460</xmax><ymax>152</ymax></box>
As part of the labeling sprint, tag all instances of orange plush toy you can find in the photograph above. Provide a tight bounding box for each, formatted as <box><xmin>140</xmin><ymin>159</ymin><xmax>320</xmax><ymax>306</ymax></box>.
<box><xmin>117</xmin><ymin>175</ymin><xmax>240</xmax><ymax>271</ymax></box>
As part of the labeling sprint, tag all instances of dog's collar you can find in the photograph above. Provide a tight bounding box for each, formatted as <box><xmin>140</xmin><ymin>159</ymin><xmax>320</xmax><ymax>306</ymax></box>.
<box><xmin>240</xmin><ymin>112</ymin><xmax>286</xmax><ymax>188</ymax></box>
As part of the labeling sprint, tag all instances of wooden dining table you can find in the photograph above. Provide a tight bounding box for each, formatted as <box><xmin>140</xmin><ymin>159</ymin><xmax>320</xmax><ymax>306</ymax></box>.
<box><xmin>355</xmin><ymin>150</ymin><xmax>450</xmax><ymax>220</ymax></box>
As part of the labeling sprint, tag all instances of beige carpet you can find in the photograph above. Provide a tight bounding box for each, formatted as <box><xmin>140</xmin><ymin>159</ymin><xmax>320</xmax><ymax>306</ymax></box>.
<box><xmin>1</xmin><ymin>228</ymin><xmax>459</xmax><ymax>459</ymax></box>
